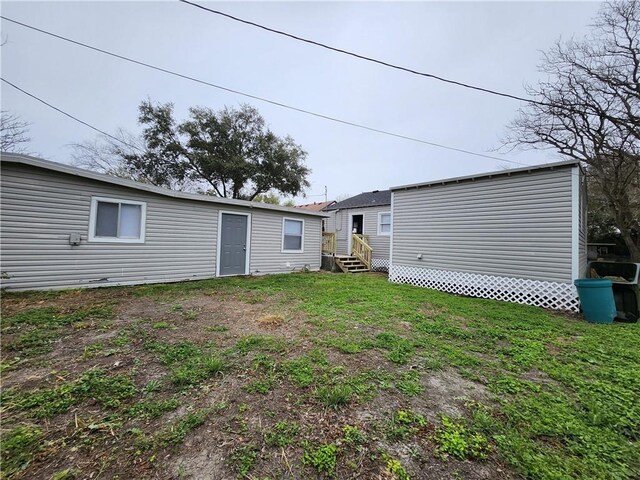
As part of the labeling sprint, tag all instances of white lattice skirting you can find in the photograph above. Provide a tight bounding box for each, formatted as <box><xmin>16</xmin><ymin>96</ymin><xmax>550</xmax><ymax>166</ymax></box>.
<box><xmin>372</xmin><ymin>258</ymin><xmax>389</xmax><ymax>272</ymax></box>
<box><xmin>389</xmin><ymin>265</ymin><xmax>579</xmax><ymax>312</ymax></box>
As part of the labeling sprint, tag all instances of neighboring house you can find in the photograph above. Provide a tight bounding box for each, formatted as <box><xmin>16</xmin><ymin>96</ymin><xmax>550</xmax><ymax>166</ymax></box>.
<box><xmin>323</xmin><ymin>190</ymin><xmax>392</xmax><ymax>271</ymax></box>
<box><xmin>295</xmin><ymin>200</ymin><xmax>336</xmax><ymax>233</ymax></box>
<box><xmin>0</xmin><ymin>153</ymin><xmax>325</xmax><ymax>291</ymax></box>
<box><xmin>295</xmin><ymin>200</ymin><xmax>336</xmax><ymax>212</ymax></box>
<box><xmin>389</xmin><ymin>160</ymin><xmax>587</xmax><ymax>312</ymax></box>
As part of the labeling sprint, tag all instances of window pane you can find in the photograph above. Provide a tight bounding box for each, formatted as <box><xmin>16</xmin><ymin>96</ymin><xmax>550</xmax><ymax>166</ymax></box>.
<box><xmin>381</xmin><ymin>214</ymin><xmax>391</xmax><ymax>224</ymax></box>
<box><xmin>284</xmin><ymin>219</ymin><xmax>303</xmax><ymax>236</ymax></box>
<box><xmin>381</xmin><ymin>223</ymin><xmax>391</xmax><ymax>233</ymax></box>
<box><xmin>284</xmin><ymin>235</ymin><xmax>302</xmax><ymax>251</ymax></box>
<box><xmin>95</xmin><ymin>202</ymin><xmax>118</xmax><ymax>237</ymax></box>
<box><xmin>120</xmin><ymin>204</ymin><xmax>142</xmax><ymax>238</ymax></box>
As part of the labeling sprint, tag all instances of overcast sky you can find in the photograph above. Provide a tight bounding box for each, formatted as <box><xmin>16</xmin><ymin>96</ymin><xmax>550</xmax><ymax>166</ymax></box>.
<box><xmin>2</xmin><ymin>1</ymin><xmax>602</xmax><ymax>203</ymax></box>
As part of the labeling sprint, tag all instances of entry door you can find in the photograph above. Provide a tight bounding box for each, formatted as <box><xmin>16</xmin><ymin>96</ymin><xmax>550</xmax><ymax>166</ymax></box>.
<box><xmin>219</xmin><ymin>213</ymin><xmax>248</xmax><ymax>276</ymax></box>
<box><xmin>351</xmin><ymin>215</ymin><xmax>364</xmax><ymax>235</ymax></box>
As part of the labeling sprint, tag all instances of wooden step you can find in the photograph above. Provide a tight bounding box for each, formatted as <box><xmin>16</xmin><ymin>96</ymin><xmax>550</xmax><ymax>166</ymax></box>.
<box><xmin>334</xmin><ymin>254</ymin><xmax>370</xmax><ymax>273</ymax></box>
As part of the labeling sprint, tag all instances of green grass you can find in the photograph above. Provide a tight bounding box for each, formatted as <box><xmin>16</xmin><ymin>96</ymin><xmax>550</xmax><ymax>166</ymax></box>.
<box><xmin>7</xmin><ymin>368</ymin><xmax>137</xmax><ymax>418</ymax></box>
<box><xmin>1</xmin><ymin>425</ymin><xmax>42</xmax><ymax>477</ymax></box>
<box><xmin>2</xmin><ymin>273</ymin><xmax>639</xmax><ymax>479</ymax></box>
<box><xmin>264</xmin><ymin>421</ymin><xmax>300</xmax><ymax>447</ymax></box>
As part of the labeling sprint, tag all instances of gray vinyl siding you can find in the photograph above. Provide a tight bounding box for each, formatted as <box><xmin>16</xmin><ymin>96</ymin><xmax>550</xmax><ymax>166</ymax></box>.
<box><xmin>1</xmin><ymin>162</ymin><xmax>321</xmax><ymax>290</ymax></box>
<box><xmin>248</xmin><ymin>210</ymin><xmax>321</xmax><ymax>274</ymax></box>
<box><xmin>391</xmin><ymin>166</ymin><xmax>577</xmax><ymax>283</ymax></box>
<box><xmin>327</xmin><ymin>206</ymin><xmax>390</xmax><ymax>260</ymax></box>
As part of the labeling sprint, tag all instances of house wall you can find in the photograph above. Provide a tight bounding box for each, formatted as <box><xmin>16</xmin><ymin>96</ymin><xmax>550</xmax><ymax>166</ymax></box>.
<box><xmin>390</xmin><ymin>165</ymin><xmax>584</xmax><ymax>311</ymax></box>
<box><xmin>0</xmin><ymin>162</ymin><xmax>321</xmax><ymax>290</ymax></box>
<box><xmin>326</xmin><ymin>205</ymin><xmax>391</xmax><ymax>270</ymax></box>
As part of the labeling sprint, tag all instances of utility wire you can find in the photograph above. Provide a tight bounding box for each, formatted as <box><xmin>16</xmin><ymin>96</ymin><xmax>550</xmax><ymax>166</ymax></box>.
<box><xmin>179</xmin><ymin>0</ymin><xmax>543</xmax><ymax>106</ymax></box>
<box><xmin>1</xmin><ymin>77</ymin><xmax>142</xmax><ymax>151</ymax></box>
<box><xmin>0</xmin><ymin>15</ymin><xmax>526</xmax><ymax>166</ymax></box>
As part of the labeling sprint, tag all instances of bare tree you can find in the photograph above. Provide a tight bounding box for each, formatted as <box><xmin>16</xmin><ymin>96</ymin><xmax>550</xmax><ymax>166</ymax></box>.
<box><xmin>1</xmin><ymin>111</ymin><xmax>31</xmax><ymax>153</ymax></box>
<box><xmin>503</xmin><ymin>1</ymin><xmax>640</xmax><ymax>261</ymax></box>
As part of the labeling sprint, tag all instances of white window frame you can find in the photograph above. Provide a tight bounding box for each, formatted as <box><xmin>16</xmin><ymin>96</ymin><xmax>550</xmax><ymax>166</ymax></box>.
<box><xmin>281</xmin><ymin>217</ymin><xmax>305</xmax><ymax>253</ymax></box>
<box><xmin>88</xmin><ymin>196</ymin><xmax>147</xmax><ymax>243</ymax></box>
<box><xmin>378</xmin><ymin>211</ymin><xmax>391</xmax><ymax>236</ymax></box>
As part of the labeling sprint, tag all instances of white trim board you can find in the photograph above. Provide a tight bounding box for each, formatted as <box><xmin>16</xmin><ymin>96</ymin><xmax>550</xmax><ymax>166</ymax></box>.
<box><xmin>281</xmin><ymin>217</ymin><xmax>305</xmax><ymax>254</ymax></box>
<box><xmin>347</xmin><ymin>212</ymin><xmax>365</xmax><ymax>254</ymax></box>
<box><xmin>88</xmin><ymin>196</ymin><xmax>147</xmax><ymax>244</ymax></box>
<box><xmin>377</xmin><ymin>211</ymin><xmax>391</xmax><ymax>236</ymax></box>
<box><xmin>216</xmin><ymin>210</ymin><xmax>252</xmax><ymax>277</ymax></box>
<box><xmin>570</xmin><ymin>166</ymin><xmax>580</xmax><ymax>280</ymax></box>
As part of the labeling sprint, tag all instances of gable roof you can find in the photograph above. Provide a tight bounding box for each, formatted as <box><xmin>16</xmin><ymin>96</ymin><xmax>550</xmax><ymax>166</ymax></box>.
<box><xmin>0</xmin><ymin>153</ymin><xmax>328</xmax><ymax>217</ymax></box>
<box><xmin>295</xmin><ymin>200</ymin><xmax>336</xmax><ymax>212</ymax></box>
<box><xmin>390</xmin><ymin>160</ymin><xmax>580</xmax><ymax>191</ymax></box>
<box><xmin>324</xmin><ymin>190</ymin><xmax>391</xmax><ymax>211</ymax></box>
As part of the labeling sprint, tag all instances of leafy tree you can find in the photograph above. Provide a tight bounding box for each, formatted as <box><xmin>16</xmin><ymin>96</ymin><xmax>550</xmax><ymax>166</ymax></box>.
<box><xmin>120</xmin><ymin>101</ymin><xmax>310</xmax><ymax>200</ymax></box>
<box><xmin>503</xmin><ymin>1</ymin><xmax>640</xmax><ymax>260</ymax></box>
<box><xmin>1</xmin><ymin>111</ymin><xmax>30</xmax><ymax>153</ymax></box>
<box><xmin>253</xmin><ymin>192</ymin><xmax>282</xmax><ymax>205</ymax></box>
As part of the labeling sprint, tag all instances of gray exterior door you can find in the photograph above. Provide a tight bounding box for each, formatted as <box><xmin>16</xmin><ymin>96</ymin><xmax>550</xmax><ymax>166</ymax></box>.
<box><xmin>219</xmin><ymin>213</ymin><xmax>248</xmax><ymax>276</ymax></box>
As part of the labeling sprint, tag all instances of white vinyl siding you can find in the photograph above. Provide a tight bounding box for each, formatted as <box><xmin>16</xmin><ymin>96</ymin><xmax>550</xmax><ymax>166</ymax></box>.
<box><xmin>391</xmin><ymin>166</ymin><xmax>579</xmax><ymax>283</ymax></box>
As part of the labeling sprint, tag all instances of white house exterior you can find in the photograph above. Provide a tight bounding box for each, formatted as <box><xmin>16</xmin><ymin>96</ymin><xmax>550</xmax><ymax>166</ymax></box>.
<box><xmin>389</xmin><ymin>160</ymin><xmax>587</xmax><ymax>312</ymax></box>
<box><xmin>0</xmin><ymin>153</ymin><xmax>325</xmax><ymax>291</ymax></box>
<box><xmin>323</xmin><ymin>190</ymin><xmax>391</xmax><ymax>271</ymax></box>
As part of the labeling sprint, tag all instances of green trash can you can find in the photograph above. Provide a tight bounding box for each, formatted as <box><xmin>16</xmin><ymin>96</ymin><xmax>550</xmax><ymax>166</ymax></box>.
<box><xmin>574</xmin><ymin>279</ymin><xmax>617</xmax><ymax>324</ymax></box>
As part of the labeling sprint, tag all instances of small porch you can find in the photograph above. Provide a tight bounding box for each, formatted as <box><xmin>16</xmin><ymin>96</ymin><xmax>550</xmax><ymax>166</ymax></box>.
<box><xmin>322</xmin><ymin>232</ymin><xmax>372</xmax><ymax>273</ymax></box>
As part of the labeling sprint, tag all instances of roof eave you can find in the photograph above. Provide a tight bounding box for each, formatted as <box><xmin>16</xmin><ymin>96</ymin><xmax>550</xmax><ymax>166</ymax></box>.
<box><xmin>1</xmin><ymin>152</ymin><xmax>328</xmax><ymax>217</ymax></box>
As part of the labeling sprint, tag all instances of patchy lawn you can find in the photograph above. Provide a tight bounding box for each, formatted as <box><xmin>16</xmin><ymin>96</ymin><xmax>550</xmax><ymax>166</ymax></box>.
<box><xmin>1</xmin><ymin>272</ymin><xmax>638</xmax><ymax>480</ymax></box>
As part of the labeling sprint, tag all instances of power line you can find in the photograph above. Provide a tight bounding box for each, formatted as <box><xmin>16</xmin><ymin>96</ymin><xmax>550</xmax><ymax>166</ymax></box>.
<box><xmin>1</xmin><ymin>77</ymin><xmax>142</xmax><ymax>151</ymax></box>
<box><xmin>0</xmin><ymin>15</ymin><xmax>526</xmax><ymax>166</ymax></box>
<box><xmin>179</xmin><ymin>0</ymin><xmax>543</xmax><ymax>106</ymax></box>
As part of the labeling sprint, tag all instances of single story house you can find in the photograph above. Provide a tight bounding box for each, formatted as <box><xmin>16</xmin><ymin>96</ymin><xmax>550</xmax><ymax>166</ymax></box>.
<box><xmin>323</xmin><ymin>190</ymin><xmax>391</xmax><ymax>271</ymax></box>
<box><xmin>389</xmin><ymin>160</ymin><xmax>587</xmax><ymax>312</ymax></box>
<box><xmin>0</xmin><ymin>153</ymin><xmax>325</xmax><ymax>291</ymax></box>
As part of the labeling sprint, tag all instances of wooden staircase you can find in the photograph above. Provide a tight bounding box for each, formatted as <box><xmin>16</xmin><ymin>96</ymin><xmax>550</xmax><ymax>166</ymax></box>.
<box><xmin>335</xmin><ymin>255</ymin><xmax>369</xmax><ymax>273</ymax></box>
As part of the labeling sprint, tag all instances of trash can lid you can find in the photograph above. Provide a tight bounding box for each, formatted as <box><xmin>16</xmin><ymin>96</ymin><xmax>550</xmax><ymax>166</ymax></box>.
<box><xmin>574</xmin><ymin>278</ymin><xmax>613</xmax><ymax>288</ymax></box>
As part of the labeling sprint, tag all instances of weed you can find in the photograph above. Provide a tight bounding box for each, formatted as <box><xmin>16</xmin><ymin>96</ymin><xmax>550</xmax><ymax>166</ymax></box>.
<box><xmin>51</xmin><ymin>468</ymin><xmax>80</xmax><ymax>480</ymax></box>
<box><xmin>184</xmin><ymin>310</ymin><xmax>198</xmax><ymax>321</ymax></box>
<box><xmin>230</xmin><ymin>444</ymin><xmax>259</xmax><ymax>476</ymax></box>
<box><xmin>383</xmin><ymin>454</ymin><xmax>411</xmax><ymax>480</ymax></box>
<box><xmin>205</xmin><ymin>325</ymin><xmax>229</xmax><ymax>332</ymax></box>
<box><xmin>387</xmin><ymin>410</ymin><xmax>427</xmax><ymax>440</ymax></box>
<box><xmin>14</xmin><ymin>368</ymin><xmax>136</xmax><ymax>418</ymax></box>
<box><xmin>395</xmin><ymin>371</ymin><xmax>424</xmax><ymax>397</ymax></box>
<box><xmin>264</xmin><ymin>421</ymin><xmax>300</xmax><ymax>447</ymax></box>
<box><xmin>233</xmin><ymin>335</ymin><xmax>288</xmax><ymax>355</ymax></box>
<box><xmin>155</xmin><ymin>410</ymin><xmax>208</xmax><ymax>446</ymax></box>
<box><xmin>283</xmin><ymin>354</ymin><xmax>320</xmax><ymax>387</ymax></box>
<box><xmin>342</xmin><ymin>425</ymin><xmax>365</xmax><ymax>445</ymax></box>
<box><xmin>302</xmin><ymin>442</ymin><xmax>338</xmax><ymax>476</ymax></box>
<box><xmin>433</xmin><ymin>416</ymin><xmax>490</xmax><ymax>460</ymax></box>
<box><xmin>125</xmin><ymin>398</ymin><xmax>181</xmax><ymax>419</ymax></box>
<box><xmin>316</xmin><ymin>384</ymin><xmax>353</xmax><ymax>409</ymax></box>
<box><xmin>489</xmin><ymin>375</ymin><xmax>541</xmax><ymax>395</ymax></box>
<box><xmin>1</xmin><ymin>425</ymin><xmax>42</xmax><ymax>477</ymax></box>
<box><xmin>245</xmin><ymin>379</ymin><xmax>273</xmax><ymax>394</ymax></box>
<box><xmin>153</xmin><ymin>321</ymin><xmax>171</xmax><ymax>329</ymax></box>
<box><xmin>142</xmin><ymin>379</ymin><xmax>162</xmax><ymax>395</ymax></box>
